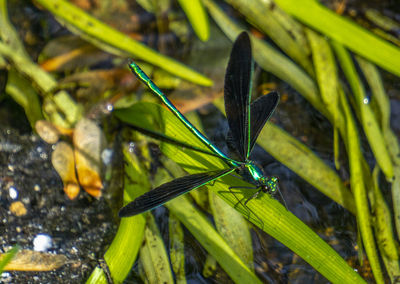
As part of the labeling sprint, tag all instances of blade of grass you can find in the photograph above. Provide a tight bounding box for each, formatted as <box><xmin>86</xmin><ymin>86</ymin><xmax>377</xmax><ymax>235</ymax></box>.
<box><xmin>224</xmin><ymin>0</ymin><xmax>314</xmax><ymax>76</ymax></box>
<box><xmin>115</xmin><ymin>102</ymin><xmax>365</xmax><ymax>283</ymax></box>
<box><xmin>209</xmin><ymin>191</ymin><xmax>254</xmax><ymax>271</ymax></box>
<box><xmin>177</xmin><ymin>0</ymin><xmax>209</xmax><ymax>41</ymax></box>
<box><xmin>356</xmin><ymin>57</ymin><xmax>400</xmax><ymax>242</ymax></box>
<box><xmin>259</xmin><ymin>123</ymin><xmax>355</xmax><ymax>213</ymax></box>
<box><xmin>339</xmin><ymin>89</ymin><xmax>384</xmax><ymax>284</ymax></box>
<box><xmin>306</xmin><ymin>29</ymin><xmax>340</xmax><ymax>169</ymax></box>
<box><xmin>393</xmin><ymin>167</ymin><xmax>400</xmax><ymax>240</ymax></box>
<box><xmin>332</xmin><ymin>42</ymin><xmax>393</xmax><ymax>180</ymax></box>
<box><xmin>139</xmin><ymin>213</ymin><xmax>174</xmax><ymax>283</ymax></box>
<box><xmin>0</xmin><ymin>1</ymin><xmax>80</xmax><ymax>127</ymax></box>
<box><xmin>122</xmin><ymin>124</ymin><xmax>262</xmax><ymax>282</ymax></box>
<box><xmin>149</xmin><ymin>152</ymin><xmax>262</xmax><ymax>282</ymax></box>
<box><xmin>355</xmin><ymin>57</ymin><xmax>390</xmax><ymax>132</ymax></box>
<box><xmin>213</xmin><ymin>97</ymin><xmax>356</xmax><ymax>214</ymax></box>
<box><xmin>6</xmin><ymin>69</ymin><xmax>43</xmax><ymax>127</ymax></box>
<box><xmin>169</xmin><ymin>214</ymin><xmax>186</xmax><ymax>284</ymax></box>
<box><xmin>86</xmin><ymin>146</ymin><xmax>147</xmax><ymax>284</ymax></box>
<box><xmin>0</xmin><ymin>245</ymin><xmax>20</xmax><ymax>273</ymax></box>
<box><xmin>273</xmin><ymin>0</ymin><xmax>400</xmax><ymax>77</ymax></box>
<box><xmin>204</xmin><ymin>0</ymin><xmax>324</xmax><ymax>114</ymax></box>
<box><xmin>34</xmin><ymin>0</ymin><xmax>212</xmax><ymax>86</ymax></box>
<box><xmin>371</xmin><ymin>167</ymin><xmax>399</xmax><ymax>263</ymax></box>
<box><xmin>168</xmin><ymin>194</ymin><xmax>263</xmax><ymax>283</ymax></box>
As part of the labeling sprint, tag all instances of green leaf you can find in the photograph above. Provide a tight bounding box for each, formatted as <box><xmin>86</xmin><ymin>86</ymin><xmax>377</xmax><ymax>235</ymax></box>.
<box><xmin>260</xmin><ymin>123</ymin><xmax>355</xmax><ymax>214</ymax></box>
<box><xmin>34</xmin><ymin>0</ymin><xmax>213</xmax><ymax>86</ymax></box>
<box><xmin>306</xmin><ymin>29</ymin><xmax>340</xmax><ymax>168</ymax></box>
<box><xmin>273</xmin><ymin>0</ymin><xmax>400</xmax><ymax>77</ymax></box>
<box><xmin>86</xmin><ymin>147</ymin><xmax>147</xmax><ymax>284</ymax></box>
<box><xmin>177</xmin><ymin>0</ymin><xmax>210</xmax><ymax>41</ymax></box>
<box><xmin>224</xmin><ymin>0</ymin><xmax>314</xmax><ymax>76</ymax></box>
<box><xmin>139</xmin><ymin>214</ymin><xmax>174</xmax><ymax>283</ymax></box>
<box><xmin>332</xmin><ymin>42</ymin><xmax>393</xmax><ymax>180</ymax></box>
<box><xmin>169</xmin><ymin>214</ymin><xmax>186</xmax><ymax>284</ymax></box>
<box><xmin>115</xmin><ymin>102</ymin><xmax>365</xmax><ymax>283</ymax></box>
<box><xmin>0</xmin><ymin>245</ymin><xmax>20</xmax><ymax>273</ymax></box>
<box><xmin>371</xmin><ymin>167</ymin><xmax>399</xmax><ymax>261</ymax></box>
<box><xmin>213</xmin><ymin>97</ymin><xmax>356</xmax><ymax>214</ymax></box>
<box><xmin>203</xmin><ymin>0</ymin><xmax>327</xmax><ymax>118</ymax></box>
<box><xmin>155</xmin><ymin>156</ymin><xmax>260</xmax><ymax>282</ymax></box>
<box><xmin>0</xmin><ymin>2</ymin><xmax>81</xmax><ymax>127</ymax></box>
<box><xmin>209</xmin><ymin>191</ymin><xmax>254</xmax><ymax>271</ymax></box>
<box><xmin>6</xmin><ymin>69</ymin><xmax>43</xmax><ymax>128</ymax></box>
<box><xmin>167</xmin><ymin>194</ymin><xmax>262</xmax><ymax>283</ymax></box>
<box><xmin>339</xmin><ymin>90</ymin><xmax>384</xmax><ymax>284</ymax></box>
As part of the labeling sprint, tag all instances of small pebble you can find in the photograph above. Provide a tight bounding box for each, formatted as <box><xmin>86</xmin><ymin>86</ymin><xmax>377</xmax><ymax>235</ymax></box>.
<box><xmin>10</xmin><ymin>201</ymin><xmax>27</xmax><ymax>216</ymax></box>
<box><xmin>9</xmin><ymin>187</ymin><xmax>18</xmax><ymax>199</ymax></box>
<box><xmin>33</xmin><ymin>234</ymin><xmax>52</xmax><ymax>252</ymax></box>
<box><xmin>101</xmin><ymin>148</ymin><xmax>113</xmax><ymax>165</ymax></box>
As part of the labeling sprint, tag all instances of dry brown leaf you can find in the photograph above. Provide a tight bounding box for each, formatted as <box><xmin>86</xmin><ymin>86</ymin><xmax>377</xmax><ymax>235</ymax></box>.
<box><xmin>35</xmin><ymin>120</ymin><xmax>61</xmax><ymax>144</ymax></box>
<box><xmin>51</xmin><ymin>141</ymin><xmax>80</xmax><ymax>199</ymax></box>
<box><xmin>73</xmin><ymin>118</ymin><xmax>105</xmax><ymax>198</ymax></box>
<box><xmin>1</xmin><ymin>250</ymin><xmax>69</xmax><ymax>271</ymax></box>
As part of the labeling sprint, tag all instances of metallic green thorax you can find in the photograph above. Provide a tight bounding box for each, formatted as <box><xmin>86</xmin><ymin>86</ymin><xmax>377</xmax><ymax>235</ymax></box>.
<box><xmin>128</xmin><ymin>62</ymin><xmax>277</xmax><ymax>191</ymax></box>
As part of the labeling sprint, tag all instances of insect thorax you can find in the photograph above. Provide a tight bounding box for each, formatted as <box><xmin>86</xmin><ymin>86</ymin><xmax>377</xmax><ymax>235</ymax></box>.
<box><xmin>243</xmin><ymin>161</ymin><xmax>278</xmax><ymax>193</ymax></box>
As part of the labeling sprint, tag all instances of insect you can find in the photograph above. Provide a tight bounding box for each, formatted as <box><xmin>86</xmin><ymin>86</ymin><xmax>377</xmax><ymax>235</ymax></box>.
<box><xmin>119</xmin><ymin>32</ymin><xmax>280</xmax><ymax>218</ymax></box>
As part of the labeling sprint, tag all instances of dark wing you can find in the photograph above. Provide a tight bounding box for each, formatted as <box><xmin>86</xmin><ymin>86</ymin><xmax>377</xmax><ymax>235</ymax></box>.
<box><xmin>224</xmin><ymin>32</ymin><xmax>253</xmax><ymax>161</ymax></box>
<box><xmin>249</xmin><ymin>91</ymin><xmax>280</xmax><ymax>154</ymax></box>
<box><xmin>119</xmin><ymin>168</ymin><xmax>233</xmax><ymax>217</ymax></box>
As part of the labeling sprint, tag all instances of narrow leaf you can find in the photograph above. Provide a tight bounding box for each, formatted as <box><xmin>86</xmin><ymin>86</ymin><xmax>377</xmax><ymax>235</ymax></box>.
<box><xmin>273</xmin><ymin>0</ymin><xmax>400</xmax><ymax>77</ymax></box>
<box><xmin>34</xmin><ymin>0</ymin><xmax>212</xmax><ymax>86</ymax></box>
<box><xmin>177</xmin><ymin>0</ymin><xmax>209</xmax><ymax>41</ymax></box>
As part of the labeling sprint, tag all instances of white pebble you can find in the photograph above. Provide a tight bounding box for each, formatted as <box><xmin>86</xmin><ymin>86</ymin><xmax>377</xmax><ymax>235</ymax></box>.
<box><xmin>33</xmin><ymin>234</ymin><xmax>52</xmax><ymax>252</ymax></box>
<box><xmin>9</xmin><ymin>187</ymin><xmax>18</xmax><ymax>200</ymax></box>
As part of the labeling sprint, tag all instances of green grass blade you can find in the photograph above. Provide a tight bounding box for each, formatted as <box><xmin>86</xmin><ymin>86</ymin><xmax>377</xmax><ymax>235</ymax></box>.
<box><xmin>169</xmin><ymin>214</ymin><xmax>186</xmax><ymax>284</ymax></box>
<box><xmin>306</xmin><ymin>29</ymin><xmax>341</xmax><ymax>169</ymax></box>
<box><xmin>224</xmin><ymin>0</ymin><xmax>314</xmax><ymax>76</ymax></box>
<box><xmin>86</xmin><ymin>146</ymin><xmax>147</xmax><ymax>284</ymax></box>
<box><xmin>339</xmin><ymin>90</ymin><xmax>384</xmax><ymax>284</ymax></box>
<box><xmin>259</xmin><ymin>123</ymin><xmax>355</xmax><ymax>214</ymax></box>
<box><xmin>139</xmin><ymin>213</ymin><xmax>174</xmax><ymax>283</ymax></box>
<box><xmin>273</xmin><ymin>0</ymin><xmax>400</xmax><ymax>77</ymax></box>
<box><xmin>332</xmin><ymin>42</ymin><xmax>393</xmax><ymax>180</ymax></box>
<box><xmin>115</xmin><ymin>102</ymin><xmax>365</xmax><ymax>283</ymax></box>
<box><xmin>167</xmin><ymin>194</ymin><xmax>263</xmax><ymax>283</ymax></box>
<box><xmin>152</xmin><ymin>156</ymin><xmax>261</xmax><ymax>283</ymax></box>
<box><xmin>213</xmin><ymin>97</ymin><xmax>355</xmax><ymax>214</ymax></box>
<box><xmin>393</xmin><ymin>167</ymin><xmax>400</xmax><ymax>240</ymax></box>
<box><xmin>0</xmin><ymin>245</ymin><xmax>20</xmax><ymax>273</ymax></box>
<box><xmin>356</xmin><ymin>58</ymin><xmax>400</xmax><ymax>243</ymax></box>
<box><xmin>0</xmin><ymin>1</ymin><xmax>80</xmax><ymax>127</ymax></box>
<box><xmin>177</xmin><ymin>0</ymin><xmax>209</xmax><ymax>41</ymax></box>
<box><xmin>6</xmin><ymin>69</ymin><xmax>43</xmax><ymax>127</ymax></box>
<box><xmin>34</xmin><ymin>0</ymin><xmax>212</xmax><ymax>86</ymax></box>
<box><xmin>203</xmin><ymin>0</ymin><xmax>327</xmax><ymax>118</ymax></box>
<box><xmin>372</xmin><ymin>167</ymin><xmax>399</xmax><ymax>263</ymax></box>
<box><xmin>355</xmin><ymin>57</ymin><xmax>390</xmax><ymax>131</ymax></box>
<box><xmin>209</xmin><ymin>191</ymin><xmax>254</xmax><ymax>271</ymax></box>
<box><xmin>306</xmin><ymin>29</ymin><xmax>338</xmax><ymax>117</ymax></box>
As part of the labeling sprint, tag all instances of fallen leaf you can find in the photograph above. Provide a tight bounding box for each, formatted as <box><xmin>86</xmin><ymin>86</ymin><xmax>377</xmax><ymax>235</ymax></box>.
<box><xmin>73</xmin><ymin>118</ymin><xmax>105</xmax><ymax>198</ymax></box>
<box><xmin>51</xmin><ymin>142</ymin><xmax>80</xmax><ymax>199</ymax></box>
<box><xmin>1</xmin><ymin>250</ymin><xmax>68</xmax><ymax>271</ymax></box>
